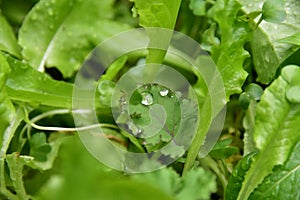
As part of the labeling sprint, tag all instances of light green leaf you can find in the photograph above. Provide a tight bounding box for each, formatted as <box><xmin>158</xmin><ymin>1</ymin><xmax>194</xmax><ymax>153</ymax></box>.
<box><xmin>19</xmin><ymin>0</ymin><xmax>130</xmax><ymax>77</ymax></box>
<box><xmin>278</xmin><ymin>33</ymin><xmax>300</xmax><ymax>46</ymax></box>
<box><xmin>0</xmin><ymin>14</ymin><xmax>21</xmax><ymax>58</ymax></box>
<box><xmin>249</xmin><ymin>141</ymin><xmax>300</xmax><ymax>200</ymax></box>
<box><xmin>240</xmin><ymin>0</ymin><xmax>300</xmax><ymax>84</ymax></box>
<box><xmin>132</xmin><ymin>167</ymin><xmax>217</xmax><ymax>200</ymax></box>
<box><xmin>177</xmin><ymin>168</ymin><xmax>217</xmax><ymax>200</ymax></box>
<box><xmin>37</xmin><ymin>136</ymin><xmax>173</xmax><ymax>200</ymax></box>
<box><xmin>130</xmin><ymin>0</ymin><xmax>182</xmax><ymax>80</ymax></box>
<box><xmin>131</xmin><ymin>0</ymin><xmax>181</xmax><ymax>29</ymax></box>
<box><xmin>0</xmin><ymin>53</ymin><xmax>15</xmax><ymax>134</ymax></box>
<box><xmin>237</xmin><ymin>66</ymin><xmax>300</xmax><ymax>200</ymax></box>
<box><xmin>4</xmin><ymin>55</ymin><xmax>74</xmax><ymax>108</ymax></box>
<box><xmin>189</xmin><ymin>0</ymin><xmax>206</xmax><ymax>16</ymax></box>
<box><xmin>206</xmin><ymin>0</ymin><xmax>249</xmax><ymax>99</ymax></box>
<box><xmin>262</xmin><ymin>0</ymin><xmax>286</xmax><ymax>23</ymax></box>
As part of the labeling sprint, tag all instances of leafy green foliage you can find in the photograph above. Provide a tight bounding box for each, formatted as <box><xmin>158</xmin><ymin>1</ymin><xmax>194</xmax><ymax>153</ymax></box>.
<box><xmin>0</xmin><ymin>0</ymin><xmax>300</xmax><ymax>199</ymax></box>
<box><xmin>0</xmin><ymin>54</ymin><xmax>15</xmax><ymax>132</ymax></box>
<box><xmin>0</xmin><ymin>14</ymin><xmax>21</xmax><ymax>57</ymax></box>
<box><xmin>236</xmin><ymin>65</ymin><xmax>300</xmax><ymax>200</ymax></box>
<box><xmin>132</xmin><ymin>167</ymin><xmax>217</xmax><ymax>200</ymax></box>
<box><xmin>241</xmin><ymin>0</ymin><xmax>300</xmax><ymax>84</ymax></box>
<box><xmin>205</xmin><ymin>0</ymin><xmax>250</xmax><ymax>99</ymax></box>
<box><xmin>4</xmin><ymin>54</ymin><xmax>74</xmax><ymax>108</ymax></box>
<box><xmin>19</xmin><ymin>0</ymin><xmax>130</xmax><ymax>77</ymax></box>
<box><xmin>249</xmin><ymin>141</ymin><xmax>300</xmax><ymax>200</ymax></box>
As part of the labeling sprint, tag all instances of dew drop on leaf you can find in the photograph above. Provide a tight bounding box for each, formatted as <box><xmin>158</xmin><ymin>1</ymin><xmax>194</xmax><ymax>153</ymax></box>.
<box><xmin>141</xmin><ymin>92</ymin><xmax>153</xmax><ymax>106</ymax></box>
<box><xmin>159</xmin><ymin>89</ymin><xmax>169</xmax><ymax>96</ymax></box>
<box><xmin>127</xmin><ymin>121</ymin><xmax>142</xmax><ymax>135</ymax></box>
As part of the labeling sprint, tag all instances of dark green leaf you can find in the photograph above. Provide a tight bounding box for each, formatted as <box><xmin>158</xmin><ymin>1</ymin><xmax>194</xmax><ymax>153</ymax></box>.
<box><xmin>225</xmin><ymin>151</ymin><xmax>257</xmax><ymax>200</ymax></box>
<box><xmin>30</xmin><ymin>132</ymin><xmax>52</xmax><ymax>162</ymax></box>
<box><xmin>209</xmin><ymin>139</ymin><xmax>239</xmax><ymax>159</ymax></box>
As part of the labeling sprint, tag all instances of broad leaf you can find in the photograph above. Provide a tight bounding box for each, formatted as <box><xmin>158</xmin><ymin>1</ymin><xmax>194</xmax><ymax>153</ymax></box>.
<box><xmin>237</xmin><ymin>65</ymin><xmax>300</xmax><ymax>200</ymax></box>
<box><xmin>206</xmin><ymin>0</ymin><xmax>249</xmax><ymax>99</ymax></box>
<box><xmin>0</xmin><ymin>53</ymin><xmax>15</xmax><ymax>135</ymax></box>
<box><xmin>0</xmin><ymin>14</ymin><xmax>21</xmax><ymax>57</ymax></box>
<box><xmin>240</xmin><ymin>0</ymin><xmax>300</xmax><ymax>84</ymax></box>
<box><xmin>4</xmin><ymin>54</ymin><xmax>74</xmax><ymax>108</ymax></box>
<box><xmin>19</xmin><ymin>0</ymin><xmax>130</xmax><ymax>77</ymax></box>
<box><xmin>249</xmin><ymin>141</ymin><xmax>300</xmax><ymax>200</ymax></box>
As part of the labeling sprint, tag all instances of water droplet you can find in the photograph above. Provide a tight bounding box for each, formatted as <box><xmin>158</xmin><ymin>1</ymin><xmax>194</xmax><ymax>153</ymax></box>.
<box><xmin>159</xmin><ymin>89</ymin><xmax>169</xmax><ymax>96</ymax></box>
<box><xmin>127</xmin><ymin>121</ymin><xmax>141</xmax><ymax>135</ymax></box>
<box><xmin>141</xmin><ymin>92</ymin><xmax>153</xmax><ymax>106</ymax></box>
<box><xmin>48</xmin><ymin>9</ymin><xmax>54</xmax><ymax>16</ymax></box>
<box><xmin>45</xmin><ymin>2</ymin><xmax>50</xmax><ymax>7</ymax></box>
<box><xmin>49</xmin><ymin>24</ymin><xmax>54</xmax><ymax>30</ymax></box>
<box><xmin>67</xmin><ymin>32</ymin><xmax>72</xmax><ymax>37</ymax></box>
<box><xmin>142</xmin><ymin>140</ymin><xmax>147</xmax><ymax>145</ymax></box>
<box><xmin>265</xmin><ymin>56</ymin><xmax>270</xmax><ymax>63</ymax></box>
<box><xmin>31</xmin><ymin>14</ymin><xmax>37</xmax><ymax>20</ymax></box>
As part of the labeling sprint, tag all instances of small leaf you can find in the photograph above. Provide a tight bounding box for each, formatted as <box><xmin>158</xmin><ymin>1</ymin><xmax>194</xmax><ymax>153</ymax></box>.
<box><xmin>262</xmin><ymin>0</ymin><xmax>286</xmax><ymax>23</ymax></box>
<box><xmin>30</xmin><ymin>132</ymin><xmax>52</xmax><ymax>162</ymax></box>
<box><xmin>209</xmin><ymin>139</ymin><xmax>239</xmax><ymax>159</ymax></box>
<box><xmin>189</xmin><ymin>0</ymin><xmax>206</xmax><ymax>16</ymax></box>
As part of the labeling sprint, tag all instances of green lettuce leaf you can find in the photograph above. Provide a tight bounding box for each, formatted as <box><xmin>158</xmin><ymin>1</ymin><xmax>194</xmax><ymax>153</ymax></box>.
<box><xmin>237</xmin><ymin>65</ymin><xmax>300</xmax><ymax>200</ymax></box>
<box><xmin>0</xmin><ymin>14</ymin><xmax>21</xmax><ymax>57</ymax></box>
<box><xmin>206</xmin><ymin>0</ymin><xmax>249</xmax><ymax>99</ymax></box>
<box><xmin>19</xmin><ymin>0</ymin><xmax>130</xmax><ymax>77</ymax></box>
<box><xmin>240</xmin><ymin>0</ymin><xmax>300</xmax><ymax>84</ymax></box>
<box><xmin>249</xmin><ymin>141</ymin><xmax>300</xmax><ymax>200</ymax></box>
<box><xmin>130</xmin><ymin>0</ymin><xmax>182</xmax><ymax>80</ymax></box>
<box><xmin>4</xmin><ymin>55</ymin><xmax>74</xmax><ymax>108</ymax></box>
